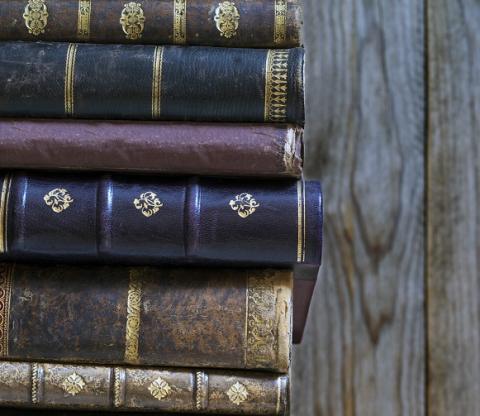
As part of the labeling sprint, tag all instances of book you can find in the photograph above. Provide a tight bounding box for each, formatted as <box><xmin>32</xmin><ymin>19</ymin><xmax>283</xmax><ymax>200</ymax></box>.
<box><xmin>0</xmin><ymin>0</ymin><xmax>302</xmax><ymax>48</ymax></box>
<box><xmin>0</xmin><ymin>172</ymin><xmax>323</xmax><ymax>268</ymax></box>
<box><xmin>0</xmin><ymin>360</ymin><xmax>289</xmax><ymax>414</ymax></box>
<box><xmin>0</xmin><ymin>120</ymin><xmax>303</xmax><ymax>177</ymax></box>
<box><xmin>0</xmin><ymin>42</ymin><xmax>304</xmax><ymax>124</ymax></box>
<box><xmin>0</xmin><ymin>263</ymin><xmax>291</xmax><ymax>372</ymax></box>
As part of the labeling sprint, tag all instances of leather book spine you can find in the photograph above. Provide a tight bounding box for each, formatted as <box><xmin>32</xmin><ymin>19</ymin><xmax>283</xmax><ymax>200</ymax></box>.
<box><xmin>0</xmin><ymin>263</ymin><xmax>292</xmax><ymax>372</ymax></box>
<box><xmin>0</xmin><ymin>0</ymin><xmax>302</xmax><ymax>48</ymax></box>
<box><xmin>0</xmin><ymin>42</ymin><xmax>305</xmax><ymax>124</ymax></box>
<box><xmin>0</xmin><ymin>360</ymin><xmax>289</xmax><ymax>414</ymax></box>
<box><xmin>0</xmin><ymin>173</ymin><xmax>323</xmax><ymax>267</ymax></box>
<box><xmin>0</xmin><ymin>120</ymin><xmax>303</xmax><ymax>177</ymax></box>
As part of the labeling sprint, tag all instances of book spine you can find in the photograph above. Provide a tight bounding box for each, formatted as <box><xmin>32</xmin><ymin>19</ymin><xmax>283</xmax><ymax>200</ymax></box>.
<box><xmin>0</xmin><ymin>42</ymin><xmax>305</xmax><ymax>124</ymax></box>
<box><xmin>0</xmin><ymin>263</ymin><xmax>292</xmax><ymax>372</ymax></box>
<box><xmin>0</xmin><ymin>173</ymin><xmax>323</xmax><ymax>267</ymax></box>
<box><xmin>0</xmin><ymin>120</ymin><xmax>303</xmax><ymax>177</ymax></box>
<box><xmin>0</xmin><ymin>360</ymin><xmax>289</xmax><ymax>414</ymax></box>
<box><xmin>0</xmin><ymin>0</ymin><xmax>302</xmax><ymax>48</ymax></box>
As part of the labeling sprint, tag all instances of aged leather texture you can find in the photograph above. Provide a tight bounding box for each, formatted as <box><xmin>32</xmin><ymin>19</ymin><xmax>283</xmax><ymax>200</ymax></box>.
<box><xmin>0</xmin><ymin>119</ymin><xmax>303</xmax><ymax>177</ymax></box>
<box><xmin>0</xmin><ymin>172</ymin><xmax>322</xmax><ymax>267</ymax></box>
<box><xmin>0</xmin><ymin>360</ymin><xmax>289</xmax><ymax>414</ymax></box>
<box><xmin>0</xmin><ymin>42</ymin><xmax>305</xmax><ymax>124</ymax></box>
<box><xmin>0</xmin><ymin>263</ymin><xmax>292</xmax><ymax>372</ymax></box>
<box><xmin>0</xmin><ymin>0</ymin><xmax>302</xmax><ymax>48</ymax></box>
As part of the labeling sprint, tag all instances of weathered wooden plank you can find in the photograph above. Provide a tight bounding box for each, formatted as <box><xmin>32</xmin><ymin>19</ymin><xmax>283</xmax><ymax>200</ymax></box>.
<box><xmin>427</xmin><ymin>1</ymin><xmax>480</xmax><ymax>414</ymax></box>
<box><xmin>292</xmin><ymin>1</ymin><xmax>426</xmax><ymax>414</ymax></box>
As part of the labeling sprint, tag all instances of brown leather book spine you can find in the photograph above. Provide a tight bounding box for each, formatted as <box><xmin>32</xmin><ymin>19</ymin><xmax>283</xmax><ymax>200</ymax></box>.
<box><xmin>0</xmin><ymin>0</ymin><xmax>301</xmax><ymax>48</ymax></box>
<box><xmin>0</xmin><ymin>360</ymin><xmax>289</xmax><ymax>414</ymax></box>
<box><xmin>0</xmin><ymin>120</ymin><xmax>303</xmax><ymax>177</ymax></box>
<box><xmin>0</xmin><ymin>264</ymin><xmax>292</xmax><ymax>372</ymax></box>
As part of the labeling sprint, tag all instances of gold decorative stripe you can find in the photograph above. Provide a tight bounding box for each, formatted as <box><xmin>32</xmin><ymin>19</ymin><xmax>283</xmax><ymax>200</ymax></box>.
<box><xmin>0</xmin><ymin>263</ymin><xmax>14</xmax><ymax>357</ymax></box>
<box><xmin>31</xmin><ymin>363</ymin><xmax>39</xmax><ymax>404</ymax></box>
<box><xmin>64</xmin><ymin>43</ymin><xmax>78</xmax><ymax>116</ymax></box>
<box><xmin>264</xmin><ymin>50</ymin><xmax>289</xmax><ymax>123</ymax></box>
<box><xmin>195</xmin><ymin>371</ymin><xmax>206</xmax><ymax>410</ymax></box>
<box><xmin>0</xmin><ymin>175</ymin><xmax>12</xmax><ymax>254</ymax></box>
<box><xmin>296</xmin><ymin>180</ymin><xmax>305</xmax><ymax>262</ymax></box>
<box><xmin>274</xmin><ymin>0</ymin><xmax>287</xmax><ymax>44</ymax></box>
<box><xmin>152</xmin><ymin>46</ymin><xmax>165</xmax><ymax>119</ymax></box>
<box><xmin>113</xmin><ymin>367</ymin><xmax>122</xmax><ymax>407</ymax></box>
<box><xmin>124</xmin><ymin>271</ymin><xmax>142</xmax><ymax>363</ymax></box>
<box><xmin>276</xmin><ymin>378</ymin><xmax>281</xmax><ymax>415</ymax></box>
<box><xmin>173</xmin><ymin>0</ymin><xmax>187</xmax><ymax>44</ymax></box>
<box><xmin>77</xmin><ymin>0</ymin><xmax>92</xmax><ymax>40</ymax></box>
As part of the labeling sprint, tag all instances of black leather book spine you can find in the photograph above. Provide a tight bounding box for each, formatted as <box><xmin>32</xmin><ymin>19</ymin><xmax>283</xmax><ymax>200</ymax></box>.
<box><xmin>0</xmin><ymin>42</ymin><xmax>304</xmax><ymax>124</ymax></box>
<box><xmin>0</xmin><ymin>172</ymin><xmax>322</xmax><ymax>267</ymax></box>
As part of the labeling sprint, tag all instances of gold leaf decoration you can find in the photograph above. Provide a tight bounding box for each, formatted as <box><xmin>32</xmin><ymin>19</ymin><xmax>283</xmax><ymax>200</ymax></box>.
<box><xmin>229</xmin><ymin>193</ymin><xmax>259</xmax><ymax>218</ymax></box>
<box><xmin>61</xmin><ymin>372</ymin><xmax>86</xmax><ymax>396</ymax></box>
<box><xmin>214</xmin><ymin>1</ymin><xmax>240</xmax><ymax>38</ymax></box>
<box><xmin>226</xmin><ymin>382</ymin><xmax>248</xmax><ymax>405</ymax></box>
<box><xmin>148</xmin><ymin>377</ymin><xmax>172</xmax><ymax>401</ymax></box>
<box><xmin>23</xmin><ymin>0</ymin><xmax>48</xmax><ymax>36</ymax></box>
<box><xmin>43</xmin><ymin>188</ymin><xmax>74</xmax><ymax>213</ymax></box>
<box><xmin>120</xmin><ymin>2</ymin><xmax>145</xmax><ymax>40</ymax></box>
<box><xmin>133</xmin><ymin>192</ymin><xmax>163</xmax><ymax>218</ymax></box>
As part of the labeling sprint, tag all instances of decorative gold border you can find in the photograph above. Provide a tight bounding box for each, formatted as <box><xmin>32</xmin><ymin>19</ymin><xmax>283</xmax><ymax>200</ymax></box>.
<box><xmin>274</xmin><ymin>0</ymin><xmax>287</xmax><ymax>44</ymax></box>
<box><xmin>195</xmin><ymin>371</ymin><xmax>205</xmax><ymax>410</ymax></box>
<box><xmin>64</xmin><ymin>43</ymin><xmax>78</xmax><ymax>116</ymax></box>
<box><xmin>31</xmin><ymin>363</ymin><xmax>39</xmax><ymax>404</ymax></box>
<box><xmin>77</xmin><ymin>0</ymin><xmax>92</xmax><ymax>40</ymax></box>
<box><xmin>264</xmin><ymin>50</ymin><xmax>289</xmax><ymax>123</ymax></box>
<box><xmin>173</xmin><ymin>0</ymin><xmax>187</xmax><ymax>44</ymax></box>
<box><xmin>0</xmin><ymin>263</ymin><xmax>14</xmax><ymax>357</ymax></box>
<box><xmin>124</xmin><ymin>271</ymin><xmax>142</xmax><ymax>363</ymax></box>
<box><xmin>296</xmin><ymin>180</ymin><xmax>305</xmax><ymax>262</ymax></box>
<box><xmin>113</xmin><ymin>367</ymin><xmax>122</xmax><ymax>407</ymax></box>
<box><xmin>152</xmin><ymin>46</ymin><xmax>164</xmax><ymax>119</ymax></box>
<box><xmin>0</xmin><ymin>175</ymin><xmax>11</xmax><ymax>254</ymax></box>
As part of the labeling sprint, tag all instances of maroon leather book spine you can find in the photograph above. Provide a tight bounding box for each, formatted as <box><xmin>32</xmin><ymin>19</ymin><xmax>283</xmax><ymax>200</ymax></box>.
<box><xmin>0</xmin><ymin>120</ymin><xmax>303</xmax><ymax>178</ymax></box>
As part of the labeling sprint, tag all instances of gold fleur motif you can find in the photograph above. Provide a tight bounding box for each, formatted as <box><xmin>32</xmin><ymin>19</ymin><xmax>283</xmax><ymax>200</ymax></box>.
<box><xmin>229</xmin><ymin>193</ymin><xmax>260</xmax><ymax>218</ymax></box>
<box><xmin>226</xmin><ymin>382</ymin><xmax>248</xmax><ymax>405</ymax></box>
<box><xmin>214</xmin><ymin>1</ymin><xmax>240</xmax><ymax>38</ymax></box>
<box><xmin>148</xmin><ymin>377</ymin><xmax>172</xmax><ymax>401</ymax></box>
<box><xmin>61</xmin><ymin>372</ymin><xmax>86</xmax><ymax>396</ymax></box>
<box><xmin>44</xmin><ymin>188</ymin><xmax>74</xmax><ymax>213</ymax></box>
<box><xmin>120</xmin><ymin>2</ymin><xmax>146</xmax><ymax>40</ymax></box>
<box><xmin>23</xmin><ymin>0</ymin><xmax>48</xmax><ymax>36</ymax></box>
<box><xmin>133</xmin><ymin>192</ymin><xmax>163</xmax><ymax>218</ymax></box>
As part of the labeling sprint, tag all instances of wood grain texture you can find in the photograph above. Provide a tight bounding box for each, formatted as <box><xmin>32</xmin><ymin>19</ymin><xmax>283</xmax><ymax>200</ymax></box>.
<box><xmin>427</xmin><ymin>1</ymin><xmax>480</xmax><ymax>414</ymax></box>
<box><xmin>292</xmin><ymin>0</ymin><xmax>426</xmax><ymax>414</ymax></box>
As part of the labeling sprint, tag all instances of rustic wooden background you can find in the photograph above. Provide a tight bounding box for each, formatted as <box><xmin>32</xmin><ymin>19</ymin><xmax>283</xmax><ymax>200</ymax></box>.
<box><xmin>292</xmin><ymin>0</ymin><xmax>479</xmax><ymax>415</ymax></box>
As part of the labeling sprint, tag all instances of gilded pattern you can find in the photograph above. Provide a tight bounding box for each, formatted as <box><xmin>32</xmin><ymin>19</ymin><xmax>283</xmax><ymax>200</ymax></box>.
<box><xmin>245</xmin><ymin>273</ymin><xmax>277</xmax><ymax>368</ymax></box>
<box><xmin>173</xmin><ymin>0</ymin><xmax>187</xmax><ymax>44</ymax></box>
<box><xmin>77</xmin><ymin>0</ymin><xmax>92</xmax><ymax>39</ymax></box>
<box><xmin>23</xmin><ymin>0</ymin><xmax>48</xmax><ymax>36</ymax></box>
<box><xmin>229</xmin><ymin>193</ymin><xmax>260</xmax><ymax>218</ymax></box>
<box><xmin>134</xmin><ymin>191</ymin><xmax>163</xmax><ymax>217</ymax></box>
<box><xmin>296</xmin><ymin>180</ymin><xmax>305</xmax><ymax>262</ymax></box>
<box><xmin>195</xmin><ymin>371</ymin><xmax>205</xmax><ymax>410</ymax></box>
<box><xmin>44</xmin><ymin>188</ymin><xmax>74</xmax><ymax>213</ymax></box>
<box><xmin>120</xmin><ymin>2</ymin><xmax>146</xmax><ymax>40</ymax></box>
<box><xmin>61</xmin><ymin>372</ymin><xmax>86</xmax><ymax>396</ymax></box>
<box><xmin>124</xmin><ymin>271</ymin><xmax>143</xmax><ymax>363</ymax></box>
<box><xmin>31</xmin><ymin>363</ymin><xmax>39</xmax><ymax>404</ymax></box>
<box><xmin>65</xmin><ymin>43</ymin><xmax>78</xmax><ymax>116</ymax></box>
<box><xmin>214</xmin><ymin>1</ymin><xmax>240</xmax><ymax>39</ymax></box>
<box><xmin>226</xmin><ymin>382</ymin><xmax>248</xmax><ymax>405</ymax></box>
<box><xmin>148</xmin><ymin>377</ymin><xmax>172</xmax><ymax>401</ymax></box>
<box><xmin>0</xmin><ymin>264</ymin><xmax>13</xmax><ymax>357</ymax></box>
<box><xmin>113</xmin><ymin>367</ymin><xmax>122</xmax><ymax>407</ymax></box>
<box><xmin>152</xmin><ymin>46</ymin><xmax>165</xmax><ymax>119</ymax></box>
<box><xmin>0</xmin><ymin>175</ymin><xmax>12</xmax><ymax>254</ymax></box>
<box><xmin>264</xmin><ymin>50</ymin><xmax>289</xmax><ymax>123</ymax></box>
<box><xmin>273</xmin><ymin>0</ymin><xmax>287</xmax><ymax>44</ymax></box>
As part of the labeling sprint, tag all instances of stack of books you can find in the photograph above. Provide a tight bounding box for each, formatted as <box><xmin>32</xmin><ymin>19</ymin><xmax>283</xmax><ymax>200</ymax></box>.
<box><xmin>0</xmin><ymin>1</ymin><xmax>322</xmax><ymax>415</ymax></box>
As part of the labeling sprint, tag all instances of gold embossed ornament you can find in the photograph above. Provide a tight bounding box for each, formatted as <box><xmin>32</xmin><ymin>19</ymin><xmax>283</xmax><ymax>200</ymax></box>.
<box><xmin>61</xmin><ymin>372</ymin><xmax>86</xmax><ymax>396</ymax></box>
<box><xmin>120</xmin><ymin>2</ymin><xmax>146</xmax><ymax>40</ymax></box>
<box><xmin>214</xmin><ymin>1</ymin><xmax>240</xmax><ymax>38</ymax></box>
<box><xmin>23</xmin><ymin>0</ymin><xmax>48</xmax><ymax>36</ymax></box>
<box><xmin>226</xmin><ymin>382</ymin><xmax>248</xmax><ymax>405</ymax></box>
<box><xmin>229</xmin><ymin>193</ymin><xmax>260</xmax><ymax>218</ymax></box>
<box><xmin>44</xmin><ymin>188</ymin><xmax>74</xmax><ymax>213</ymax></box>
<box><xmin>133</xmin><ymin>192</ymin><xmax>163</xmax><ymax>217</ymax></box>
<box><xmin>148</xmin><ymin>377</ymin><xmax>172</xmax><ymax>401</ymax></box>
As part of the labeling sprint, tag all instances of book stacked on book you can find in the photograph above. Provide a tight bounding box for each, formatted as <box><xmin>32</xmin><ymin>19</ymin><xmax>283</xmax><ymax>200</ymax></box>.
<box><xmin>0</xmin><ymin>1</ymin><xmax>322</xmax><ymax>415</ymax></box>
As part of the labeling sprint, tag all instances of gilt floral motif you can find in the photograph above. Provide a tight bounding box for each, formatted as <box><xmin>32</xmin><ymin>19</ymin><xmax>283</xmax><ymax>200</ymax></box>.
<box><xmin>229</xmin><ymin>193</ymin><xmax>259</xmax><ymax>218</ymax></box>
<box><xmin>61</xmin><ymin>372</ymin><xmax>86</xmax><ymax>396</ymax></box>
<box><xmin>44</xmin><ymin>188</ymin><xmax>74</xmax><ymax>213</ymax></box>
<box><xmin>23</xmin><ymin>0</ymin><xmax>48</xmax><ymax>36</ymax></box>
<box><xmin>148</xmin><ymin>377</ymin><xmax>172</xmax><ymax>401</ymax></box>
<box><xmin>214</xmin><ymin>1</ymin><xmax>240</xmax><ymax>38</ymax></box>
<box><xmin>133</xmin><ymin>192</ymin><xmax>163</xmax><ymax>217</ymax></box>
<box><xmin>226</xmin><ymin>382</ymin><xmax>248</xmax><ymax>405</ymax></box>
<box><xmin>120</xmin><ymin>2</ymin><xmax>145</xmax><ymax>40</ymax></box>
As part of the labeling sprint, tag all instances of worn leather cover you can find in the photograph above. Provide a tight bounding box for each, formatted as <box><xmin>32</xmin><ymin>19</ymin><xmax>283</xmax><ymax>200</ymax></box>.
<box><xmin>0</xmin><ymin>42</ymin><xmax>304</xmax><ymax>124</ymax></box>
<box><xmin>0</xmin><ymin>360</ymin><xmax>289</xmax><ymax>414</ymax></box>
<box><xmin>0</xmin><ymin>172</ymin><xmax>322</xmax><ymax>268</ymax></box>
<box><xmin>0</xmin><ymin>263</ymin><xmax>291</xmax><ymax>372</ymax></box>
<box><xmin>0</xmin><ymin>119</ymin><xmax>303</xmax><ymax>177</ymax></box>
<box><xmin>0</xmin><ymin>0</ymin><xmax>302</xmax><ymax>48</ymax></box>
